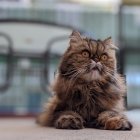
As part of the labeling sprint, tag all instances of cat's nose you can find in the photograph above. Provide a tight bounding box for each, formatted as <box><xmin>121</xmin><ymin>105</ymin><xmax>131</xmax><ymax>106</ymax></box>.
<box><xmin>91</xmin><ymin>60</ymin><xmax>96</xmax><ymax>67</ymax></box>
<box><xmin>94</xmin><ymin>58</ymin><xmax>99</xmax><ymax>63</ymax></box>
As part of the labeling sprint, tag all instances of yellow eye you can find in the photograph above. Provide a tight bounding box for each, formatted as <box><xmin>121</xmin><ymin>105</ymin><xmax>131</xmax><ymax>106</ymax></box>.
<box><xmin>101</xmin><ymin>54</ymin><xmax>108</xmax><ymax>61</ymax></box>
<box><xmin>82</xmin><ymin>51</ymin><xmax>90</xmax><ymax>58</ymax></box>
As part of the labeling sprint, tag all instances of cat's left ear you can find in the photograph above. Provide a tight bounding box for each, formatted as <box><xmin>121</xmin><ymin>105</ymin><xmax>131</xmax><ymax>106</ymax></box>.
<box><xmin>103</xmin><ymin>37</ymin><xmax>118</xmax><ymax>50</ymax></box>
<box><xmin>69</xmin><ymin>30</ymin><xmax>82</xmax><ymax>47</ymax></box>
<box><xmin>104</xmin><ymin>37</ymin><xmax>112</xmax><ymax>44</ymax></box>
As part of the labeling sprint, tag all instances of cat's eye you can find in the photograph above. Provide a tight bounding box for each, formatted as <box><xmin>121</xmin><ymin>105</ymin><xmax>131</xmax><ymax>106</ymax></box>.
<box><xmin>82</xmin><ymin>51</ymin><xmax>90</xmax><ymax>58</ymax></box>
<box><xmin>101</xmin><ymin>54</ymin><xmax>108</xmax><ymax>61</ymax></box>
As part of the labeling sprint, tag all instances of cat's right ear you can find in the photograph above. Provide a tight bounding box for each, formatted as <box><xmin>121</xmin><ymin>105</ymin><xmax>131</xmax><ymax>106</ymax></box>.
<box><xmin>104</xmin><ymin>37</ymin><xmax>118</xmax><ymax>50</ymax></box>
<box><xmin>69</xmin><ymin>31</ymin><xmax>82</xmax><ymax>47</ymax></box>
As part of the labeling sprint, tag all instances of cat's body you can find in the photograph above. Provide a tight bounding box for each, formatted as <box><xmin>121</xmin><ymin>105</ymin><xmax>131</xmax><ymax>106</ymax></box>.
<box><xmin>37</xmin><ymin>31</ymin><xmax>132</xmax><ymax>130</ymax></box>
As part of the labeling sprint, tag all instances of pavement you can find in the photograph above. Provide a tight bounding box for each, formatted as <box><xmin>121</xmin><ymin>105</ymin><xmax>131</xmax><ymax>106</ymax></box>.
<box><xmin>0</xmin><ymin>110</ymin><xmax>140</xmax><ymax>140</ymax></box>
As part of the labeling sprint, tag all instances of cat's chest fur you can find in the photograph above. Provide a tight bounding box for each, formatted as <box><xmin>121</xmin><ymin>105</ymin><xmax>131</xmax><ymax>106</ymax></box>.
<box><xmin>69</xmin><ymin>81</ymin><xmax>120</xmax><ymax>119</ymax></box>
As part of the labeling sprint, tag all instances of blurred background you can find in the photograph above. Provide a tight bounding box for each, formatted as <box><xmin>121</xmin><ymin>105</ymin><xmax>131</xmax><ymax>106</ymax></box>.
<box><xmin>0</xmin><ymin>0</ymin><xmax>139</xmax><ymax>117</ymax></box>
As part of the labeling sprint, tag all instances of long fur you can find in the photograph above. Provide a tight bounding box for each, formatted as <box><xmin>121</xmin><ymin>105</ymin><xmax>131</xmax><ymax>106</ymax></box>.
<box><xmin>37</xmin><ymin>31</ymin><xmax>132</xmax><ymax>130</ymax></box>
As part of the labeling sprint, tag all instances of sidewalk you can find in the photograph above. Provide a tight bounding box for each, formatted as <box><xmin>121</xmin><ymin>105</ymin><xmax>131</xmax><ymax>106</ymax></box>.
<box><xmin>0</xmin><ymin>110</ymin><xmax>140</xmax><ymax>140</ymax></box>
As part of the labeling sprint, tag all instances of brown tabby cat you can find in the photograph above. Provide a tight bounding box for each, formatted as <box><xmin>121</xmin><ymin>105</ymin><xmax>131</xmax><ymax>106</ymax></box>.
<box><xmin>37</xmin><ymin>31</ymin><xmax>132</xmax><ymax>130</ymax></box>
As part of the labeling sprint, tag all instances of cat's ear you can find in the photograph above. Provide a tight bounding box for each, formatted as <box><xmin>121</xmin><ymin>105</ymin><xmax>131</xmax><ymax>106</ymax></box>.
<box><xmin>69</xmin><ymin>30</ymin><xmax>82</xmax><ymax>47</ymax></box>
<box><xmin>104</xmin><ymin>37</ymin><xmax>112</xmax><ymax>44</ymax></box>
<box><xmin>70</xmin><ymin>30</ymin><xmax>81</xmax><ymax>38</ymax></box>
<box><xmin>104</xmin><ymin>37</ymin><xmax>118</xmax><ymax>50</ymax></box>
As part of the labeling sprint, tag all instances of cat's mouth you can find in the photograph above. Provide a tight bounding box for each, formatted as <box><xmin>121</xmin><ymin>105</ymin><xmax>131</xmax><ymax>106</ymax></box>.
<box><xmin>91</xmin><ymin>66</ymin><xmax>100</xmax><ymax>72</ymax></box>
<box><xmin>89</xmin><ymin>61</ymin><xmax>102</xmax><ymax>74</ymax></box>
<box><xmin>89</xmin><ymin>65</ymin><xmax>101</xmax><ymax>80</ymax></box>
<box><xmin>92</xmin><ymin>67</ymin><xmax>98</xmax><ymax>71</ymax></box>
<box><xmin>83</xmin><ymin>63</ymin><xmax>102</xmax><ymax>81</ymax></box>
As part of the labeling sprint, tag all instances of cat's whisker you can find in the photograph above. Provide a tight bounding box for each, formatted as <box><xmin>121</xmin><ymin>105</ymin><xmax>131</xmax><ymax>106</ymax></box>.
<box><xmin>65</xmin><ymin>69</ymin><xmax>85</xmax><ymax>95</ymax></box>
<box><xmin>103</xmin><ymin>66</ymin><xmax>115</xmax><ymax>73</ymax></box>
<box><xmin>102</xmin><ymin>66</ymin><xmax>118</xmax><ymax>81</ymax></box>
<box><xmin>69</xmin><ymin>69</ymin><xmax>84</xmax><ymax>84</ymax></box>
<box><xmin>103</xmin><ymin>71</ymin><xmax>118</xmax><ymax>84</ymax></box>
<box><xmin>78</xmin><ymin>63</ymin><xmax>92</xmax><ymax>73</ymax></box>
<box><xmin>61</xmin><ymin>69</ymin><xmax>78</xmax><ymax>76</ymax></box>
<box><xmin>62</xmin><ymin>67</ymin><xmax>86</xmax><ymax>76</ymax></box>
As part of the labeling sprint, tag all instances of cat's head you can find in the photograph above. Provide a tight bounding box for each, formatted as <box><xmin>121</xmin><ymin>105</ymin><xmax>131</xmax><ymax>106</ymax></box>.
<box><xmin>59</xmin><ymin>31</ymin><xmax>118</xmax><ymax>82</ymax></box>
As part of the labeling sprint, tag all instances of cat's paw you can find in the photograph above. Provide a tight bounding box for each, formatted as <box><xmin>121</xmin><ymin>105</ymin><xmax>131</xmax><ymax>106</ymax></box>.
<box><xmin>55</xmin><ymin>114</ymin><xmax>84</xmax><ymax>129</ymax></box>
<box><xmin>104</xmin><ymin>117</ymin><xmax>132</xmax><ymax>131</ymax></box>
<box><xmin>97</xmin><ymin>111</ymin><xmax>133</xmax><ymax>131</ymax></box>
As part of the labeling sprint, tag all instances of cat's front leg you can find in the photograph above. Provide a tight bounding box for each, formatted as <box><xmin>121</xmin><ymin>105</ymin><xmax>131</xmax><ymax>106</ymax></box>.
<box><xmin>54</xmin><ymin>111</ymin><xmax>84</xmax><ymax>129</ymax></box>
<box><xmin>96</xmin><ymin>110</ymin><xmax>132</xmax><ymax>130</ymax></box>
<box><xmin>36</xmin><ymin>111</ymin><xmax>53</xmax><ymax>126</ymax></box>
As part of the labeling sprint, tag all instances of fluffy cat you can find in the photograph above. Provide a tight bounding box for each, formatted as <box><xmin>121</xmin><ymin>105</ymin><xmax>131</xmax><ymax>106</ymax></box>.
<box><xmin>37</xmin><ymin>31</ymin><xmax>132</xmax><ymax>130</ymax></box>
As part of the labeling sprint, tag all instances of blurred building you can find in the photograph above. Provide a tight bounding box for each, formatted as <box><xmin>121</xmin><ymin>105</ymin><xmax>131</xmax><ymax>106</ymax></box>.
<box><xmin>0</xmin><ymin>0</ymin><xmax>140</xmax><ymax>116</ymax></box>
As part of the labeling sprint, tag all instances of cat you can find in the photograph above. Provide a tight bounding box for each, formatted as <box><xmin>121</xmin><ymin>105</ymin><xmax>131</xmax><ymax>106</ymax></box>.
<box><xmin>37</xmin><ymin>31</ymin><xmax>132</xmax><ymax>130</ymax></box>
